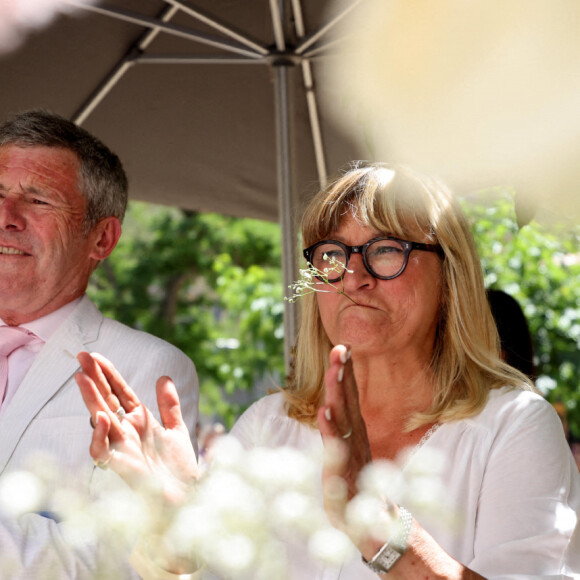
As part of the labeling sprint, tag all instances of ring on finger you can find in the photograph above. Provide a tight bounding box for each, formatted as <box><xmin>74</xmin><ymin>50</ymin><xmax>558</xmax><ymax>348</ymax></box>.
<box><xmin>93</xmin><ymin>449</ymin><xmax>116</xmax><ymax>470</ymax></box>
<box><xmin>89</xmin><ymin>415</ymin><xmax>96</xmax><ymax>429</ymax></box>
<box><xmin>115</xmin><ymin>407</ymin><xmax>126</xmax><ymax>420</ymax></box>
<box><xmin>342</xmin><ymin>427</ymin><xmax>353</xmax><ymax>439</ymax></box>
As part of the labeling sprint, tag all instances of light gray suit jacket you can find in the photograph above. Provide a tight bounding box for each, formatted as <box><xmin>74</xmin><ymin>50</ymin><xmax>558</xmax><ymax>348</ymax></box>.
<box><xmin>0</xmin><ymin>295</ymin><xmax>199</xmax><ymax>579</ymax></box>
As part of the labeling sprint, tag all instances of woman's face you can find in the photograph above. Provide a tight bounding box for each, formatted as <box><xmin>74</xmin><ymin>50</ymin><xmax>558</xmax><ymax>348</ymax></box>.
<box><xmin>315</xmin><ymin>215</ymin><xmax>443</xmax><ymax>360</ymax></box>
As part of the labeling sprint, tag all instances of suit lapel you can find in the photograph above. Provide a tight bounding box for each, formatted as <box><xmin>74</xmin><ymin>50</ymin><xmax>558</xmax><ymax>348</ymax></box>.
<box><xmin>0</xmin><ymin>296</ymin><xmax>104</xmax><ymax>473</ymax></box>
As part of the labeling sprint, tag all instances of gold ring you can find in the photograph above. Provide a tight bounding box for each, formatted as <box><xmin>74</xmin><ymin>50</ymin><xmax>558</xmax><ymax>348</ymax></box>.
<box><xmin>93</xmin><ymin>449</ymin><xmax>116</xmax><ymax>470</ymax></box>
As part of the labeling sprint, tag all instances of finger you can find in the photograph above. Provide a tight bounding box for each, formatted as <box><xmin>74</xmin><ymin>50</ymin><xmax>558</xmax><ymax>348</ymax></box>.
<box><xmin>156</xmin><ymin>376</ymin><xmax>187</xmax><ymax>432</ymax></box>
<box><xmin>77</xmin><ymin>351</ymin><xmax>122</xmax><ymax>412</ymax></box>
<box><xmin>328</xmin><ymin>345</ymin><xmax>367</xmax><ymax>436</ymax></box>
<box><xmin>90</xmin><ymin>352</ymin><xmax>141</xmax><ymax>412</ymax></box>
<box><xmin>90</xmin><ymin>411</ymin><xmax>112</xmax><ymax>461</ymax></box>
<box><xmin>321</xmin><ymin>437</ymin><xmax>349</xmax><ymax>529</ymax></box>
<box><xmin>337</xmin><ymin>350</ymin><xmax>363</xmax><ymax>424</ymax></box>
<box><xmin>75</xmin><ymin>368</ymin><xmax>107</xmax><ymax>417</ymax></box>
<box><xmin>323</xmin><ymin>345</ymin><xmax>352</xmax><ymax>437</ymax></box>
<box><xmin>76</xmin><ymin>371</ymin><xmax>125</xmax><ymax>440</ymax></box>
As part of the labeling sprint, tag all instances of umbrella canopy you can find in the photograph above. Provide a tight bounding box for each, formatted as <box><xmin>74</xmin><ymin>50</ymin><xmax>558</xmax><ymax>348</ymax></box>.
<box><xmin>0</xmin><ymin>0</ymin><xmax>367</xmax><ymax>366</ymax></box>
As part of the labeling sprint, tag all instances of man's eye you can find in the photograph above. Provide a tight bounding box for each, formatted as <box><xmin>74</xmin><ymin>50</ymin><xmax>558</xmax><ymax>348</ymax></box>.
<box><xmin>32</xmin><ymin>199</ymin><xmax>50</xmax><ymax>206</ymax></box>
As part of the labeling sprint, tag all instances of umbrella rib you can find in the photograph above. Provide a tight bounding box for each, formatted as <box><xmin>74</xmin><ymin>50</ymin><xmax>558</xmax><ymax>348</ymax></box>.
<box><xmin>72</xmin><ymin>3</ymin><xmax>181</xmax><ymax>125</ymax></box>
<box><xmin>139</xmin><ymin>3</ymin><xmax>181</xmax><ymax>52</ymax></box>
<box><xmin>294</xmin><ymin>0</ymin><xmax>364</xmax><ymax>56</ymax></box>
<box><xmin>72</xmin><ymin>59</ymin><xmax>134</xmax><ymax>125</ymax></box>
<box><xmin>71</xmin><ymin>1</ymin><xmax>264</xmax><ymax>59</ymax></box>
<box><xmin>269</xmin><ymin>0</ymin><xmax>286</xmax><ymax>52</ymax></box>
<box><xmin>291</xmin><ymin>0</ymin><xmax>327</xmax><ymax>186</ymax></box>
<box><xmin>163</xmin><ymin>0</ymin><xmax>269</xmax><ymax>56</ymax></box>
<box><xmin>136</xmin><ymin>54</ymin><xmax>267</xmax><ymax>65</ymax></box>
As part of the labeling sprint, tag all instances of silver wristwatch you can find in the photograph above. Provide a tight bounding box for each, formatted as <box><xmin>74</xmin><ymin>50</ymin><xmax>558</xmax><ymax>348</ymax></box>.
<box><xmin>362</xmin><ymin>506</ymin><xmax>413</xmax><ymax>574</ymax></box>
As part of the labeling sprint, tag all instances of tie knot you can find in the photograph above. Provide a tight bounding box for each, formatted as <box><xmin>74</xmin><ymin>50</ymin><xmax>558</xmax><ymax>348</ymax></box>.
<box><xmin>0</xmin><ymin>326</ymin><xmax>36</xmax><ymax>357</ymax></box>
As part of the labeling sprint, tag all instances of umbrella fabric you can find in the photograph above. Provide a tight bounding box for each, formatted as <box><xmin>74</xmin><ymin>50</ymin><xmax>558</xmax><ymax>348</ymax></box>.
<box><xmin>0</xmin><ymin>0</ymin><xmax>364</xmax><ymax>222</ymax></box>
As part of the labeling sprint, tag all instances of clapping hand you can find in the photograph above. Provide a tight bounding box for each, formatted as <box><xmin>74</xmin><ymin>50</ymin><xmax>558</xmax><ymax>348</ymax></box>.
<box><xmin>318</xmin><ymin>345</ymin><xmax>373</xmax><ymax>530</ymax></box>
<box><xmin>75</xmin><ymin>352</ymin><xmax>198</xmax><ymax>507</ymax></box>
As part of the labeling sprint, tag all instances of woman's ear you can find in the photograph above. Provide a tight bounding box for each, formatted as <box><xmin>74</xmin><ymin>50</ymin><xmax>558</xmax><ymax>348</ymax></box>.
<box><xmin>89</xmin><ymin>217</ymin><xmax>122</xmax><ymax>262</ymax></box>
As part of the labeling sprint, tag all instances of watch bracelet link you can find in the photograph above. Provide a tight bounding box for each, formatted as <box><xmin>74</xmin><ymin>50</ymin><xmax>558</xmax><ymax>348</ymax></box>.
<box><xmin>362</xmin><ymin>505</ymin><xmax>413</xmax><ymax>574</ymax></box>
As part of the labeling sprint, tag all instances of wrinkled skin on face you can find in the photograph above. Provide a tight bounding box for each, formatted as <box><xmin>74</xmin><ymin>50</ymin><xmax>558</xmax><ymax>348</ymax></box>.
<box><xmin>316</xmin><ymin>215</ymin><xmax>442</xmax><ymax>362</ymax></box>
<box><xmin>0</xmin><ymin>145</ymin><xmax>121</xmax><ymax>325</ymax></box>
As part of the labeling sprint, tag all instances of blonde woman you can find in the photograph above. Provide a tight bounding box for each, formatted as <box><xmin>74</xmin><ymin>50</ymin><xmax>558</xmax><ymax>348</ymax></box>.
<box><xmin>77</xmin><ymin>163</ymin><xmax>580</xmax><ymax>579</ymax></box>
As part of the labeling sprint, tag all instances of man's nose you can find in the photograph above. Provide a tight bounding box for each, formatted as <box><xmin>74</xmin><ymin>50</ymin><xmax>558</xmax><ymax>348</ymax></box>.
<box><xmin>0</xmin><ymin>198</ymin><xmax>26</xmax><ymax>231</ymax></box>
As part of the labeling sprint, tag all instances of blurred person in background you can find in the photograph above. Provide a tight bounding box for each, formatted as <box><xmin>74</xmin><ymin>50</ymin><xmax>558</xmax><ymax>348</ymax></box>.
<box><xmin>486</xmin><ymin>288</ymin><xmax>535</xmax><ymax>381</ymax></box>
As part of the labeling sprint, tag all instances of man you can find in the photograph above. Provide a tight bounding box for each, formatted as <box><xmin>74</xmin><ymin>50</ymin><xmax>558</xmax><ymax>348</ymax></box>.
<box><xmin>0</xmin><ymin>110</ymin><xmax>199</xmax><ymax>578</ymax></box>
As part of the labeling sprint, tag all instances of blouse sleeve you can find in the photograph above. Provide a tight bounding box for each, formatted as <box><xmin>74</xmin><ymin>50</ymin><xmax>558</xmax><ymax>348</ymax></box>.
<box><xmin>469</xmin><ymin>393</ymin><xmax>580</xmax><ymax>578</ymax></box>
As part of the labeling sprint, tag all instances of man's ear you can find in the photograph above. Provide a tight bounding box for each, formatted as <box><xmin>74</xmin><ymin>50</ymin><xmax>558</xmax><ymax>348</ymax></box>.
<box><xmin>89</xmin><ymin>217</ymin><xmax>122</xmax><ymax>261</ymax></box>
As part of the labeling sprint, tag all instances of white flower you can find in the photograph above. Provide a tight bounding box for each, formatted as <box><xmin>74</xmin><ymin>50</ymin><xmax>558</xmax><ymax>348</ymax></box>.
<box><xmin>0</xmin><ymin>471</ymin><xmax>44</xmax><ymax>516</ymax></box>
<box><xmin>0</xmin><ymin>0</ymin><xmax>97</xmax><ymax>52</ymax></box>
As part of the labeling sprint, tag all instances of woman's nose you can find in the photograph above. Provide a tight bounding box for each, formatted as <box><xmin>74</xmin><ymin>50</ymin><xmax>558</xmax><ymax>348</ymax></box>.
<box><xmin>342</xmin><ymin>252</ymin><xmax>376</xmax><ymax>290</ymax></box>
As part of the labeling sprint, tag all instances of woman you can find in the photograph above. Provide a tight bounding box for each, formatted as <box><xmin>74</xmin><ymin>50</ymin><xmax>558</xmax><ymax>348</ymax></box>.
<box><xmin>77</xmin><ymin>163</ymin><xmax>580</xmax><ymax>579</ymax></box>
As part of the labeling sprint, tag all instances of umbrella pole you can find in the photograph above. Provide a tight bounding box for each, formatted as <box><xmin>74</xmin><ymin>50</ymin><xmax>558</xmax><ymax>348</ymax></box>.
<box><xmin>273</xmin><ymin>63</ymin><xmax>299</xmax><ymax>379</ymax></box>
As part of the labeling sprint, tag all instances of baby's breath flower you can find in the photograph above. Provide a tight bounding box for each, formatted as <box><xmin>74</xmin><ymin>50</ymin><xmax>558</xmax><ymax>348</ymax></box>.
<box><xmin>0</xmin><ymin>439</ymin><xmax>447</xmax><ymax>579</ymax></box>
<box><xmin>285</xmin><ymin>256</ymin><xmax>358</xmax><ymax>305</ymax></box>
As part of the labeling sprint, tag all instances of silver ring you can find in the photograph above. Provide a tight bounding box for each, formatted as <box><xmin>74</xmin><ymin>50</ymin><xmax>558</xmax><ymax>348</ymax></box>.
<box><xmin>342</xmin><ymin>427</ymin><xmax>353</xmax><ymax>439</ymax></box>
<box><xmin>115</xmin><ymin>407</ymin><xmax>126</xmax><ymax>420</ymax></box>
<box><xmin>93</xmin><ymin>449</ymin><xmax>116</xmax><ymax>470</ymax></box>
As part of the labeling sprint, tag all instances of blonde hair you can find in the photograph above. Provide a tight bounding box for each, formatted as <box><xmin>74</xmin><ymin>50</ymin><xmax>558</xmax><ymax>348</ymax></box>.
<box><xmin>283</xmin><ymin>162</ymin><xmax>534</xmax><ymax>429</ymax></box>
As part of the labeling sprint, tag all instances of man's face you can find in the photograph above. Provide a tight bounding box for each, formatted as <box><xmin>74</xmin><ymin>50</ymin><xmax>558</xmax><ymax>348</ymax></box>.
<box><xmin>0</xmin><ymin>145</ymin><xmax>101</xmax><ymax>324</ymax></box>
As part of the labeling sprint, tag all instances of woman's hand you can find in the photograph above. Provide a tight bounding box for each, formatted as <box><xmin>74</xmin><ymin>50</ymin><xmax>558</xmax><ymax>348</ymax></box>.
<box><xmin>75</xmin><ymin>351</ymin><xmax>198</xmax><ymax>507</ymax></box>
<box><xmin>318</xmin><ymin>345</ymin><xmax>373</xmax><ymax>528</ymax></box>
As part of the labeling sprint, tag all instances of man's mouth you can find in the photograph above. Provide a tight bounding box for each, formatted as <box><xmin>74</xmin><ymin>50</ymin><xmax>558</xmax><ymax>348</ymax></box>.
<box><xmin>0</xmin><ymin>246</ymin><xmax>27</xmax><ymax>255</ymax></box>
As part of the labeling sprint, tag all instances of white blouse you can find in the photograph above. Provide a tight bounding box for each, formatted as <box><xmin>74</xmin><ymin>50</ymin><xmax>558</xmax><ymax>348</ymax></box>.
<box><xmin>231</xmin><ymin>387</ymin><xmax>580</xmax><ymax>579</ymax></box>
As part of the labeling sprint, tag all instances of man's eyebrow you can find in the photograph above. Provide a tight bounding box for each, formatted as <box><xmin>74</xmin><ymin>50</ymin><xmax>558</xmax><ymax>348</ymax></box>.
<box><xmin>0</xmin><ymin>182</ymin><xmax>47</xmax><ymax>196</ymax></box>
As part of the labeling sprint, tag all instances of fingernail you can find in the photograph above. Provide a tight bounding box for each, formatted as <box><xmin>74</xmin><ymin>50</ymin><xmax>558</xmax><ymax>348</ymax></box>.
<box><xmin>325</xmin><ymin>407</ymin><xmax>332</xmax><ymax>421</ymax></box>
<box><xmin>337</xmin><ymin>366</ymin><xmax>344</xmax><ymax>382</ymax></box>
<box><xmin>339</xmin><ymin>346</ymin><xmax>352</xmax><ymax>364</ymax></box>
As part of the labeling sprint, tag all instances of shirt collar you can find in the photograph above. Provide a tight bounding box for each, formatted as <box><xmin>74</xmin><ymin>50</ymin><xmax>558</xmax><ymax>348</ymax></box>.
<box><xmin>0</xmin><ymin>296</ymin><xmax>84</xmax><ymax>342</ymax></box>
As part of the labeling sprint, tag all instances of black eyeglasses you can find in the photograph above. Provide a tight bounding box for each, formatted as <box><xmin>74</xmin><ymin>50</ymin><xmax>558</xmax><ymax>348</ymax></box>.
<box><xmin>303</xmin><ymin>237</ymin><xmax>443</xmax><ymax>283</ymax></box>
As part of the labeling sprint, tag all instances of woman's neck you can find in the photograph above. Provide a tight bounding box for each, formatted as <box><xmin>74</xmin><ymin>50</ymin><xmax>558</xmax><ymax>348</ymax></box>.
<box><xmin>352</xmin><ymin>353</ymin><xmax>436</xmax><ymax>460</ymax></box>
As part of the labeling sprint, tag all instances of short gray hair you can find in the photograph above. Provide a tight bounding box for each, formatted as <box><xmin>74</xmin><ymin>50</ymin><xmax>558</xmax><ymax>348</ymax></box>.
<box><xmin>0</xmin><ymin>110</ymin><xmax>128</xmax><ymax>231</ymax></box>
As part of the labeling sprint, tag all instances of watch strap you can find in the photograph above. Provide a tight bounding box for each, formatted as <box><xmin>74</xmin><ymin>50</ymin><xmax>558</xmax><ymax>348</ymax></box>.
<box><xmin>362</xmin><ymin>506</ymin><xmax>413</xmax><ymax>574</ymax></box>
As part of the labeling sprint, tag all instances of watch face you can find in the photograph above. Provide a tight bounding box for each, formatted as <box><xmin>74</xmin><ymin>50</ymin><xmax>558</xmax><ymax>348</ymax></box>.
<box><xmin>375</xmin><ymin>546</ymin><xmax>401</xmax><ymax>571</ymax></box>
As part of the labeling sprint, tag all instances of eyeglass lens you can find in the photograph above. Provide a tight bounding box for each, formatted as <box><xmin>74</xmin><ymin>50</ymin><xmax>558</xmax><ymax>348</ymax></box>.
<box><xmin>310</xmin><ymin>239</ymin><xmax>407</xmax><ymax>281</ymax></box>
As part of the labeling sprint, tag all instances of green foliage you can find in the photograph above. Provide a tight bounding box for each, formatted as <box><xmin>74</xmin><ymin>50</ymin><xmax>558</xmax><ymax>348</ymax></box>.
<box><xmin>464</xmin><ymin>190</ymin><xmax>580</xmax><ymax>436</ymax></box>
<box><xmin>88</xmin><ymin>203</ymin><xmax>284</xmax><ymax>428</ymax></box>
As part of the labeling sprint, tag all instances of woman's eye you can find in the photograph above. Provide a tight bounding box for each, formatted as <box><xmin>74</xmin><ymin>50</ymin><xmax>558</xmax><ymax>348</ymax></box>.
<box><xmin>372</xmin><ymin>245</ymin><xmax>400</xmax><ymax>256</ymax></box>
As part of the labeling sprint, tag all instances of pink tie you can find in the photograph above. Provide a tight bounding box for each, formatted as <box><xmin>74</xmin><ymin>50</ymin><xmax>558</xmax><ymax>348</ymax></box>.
<box><xmin>0</xmin><ymin>326</ymin><xmax>36</xmax><ymax>408</ymax></box>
